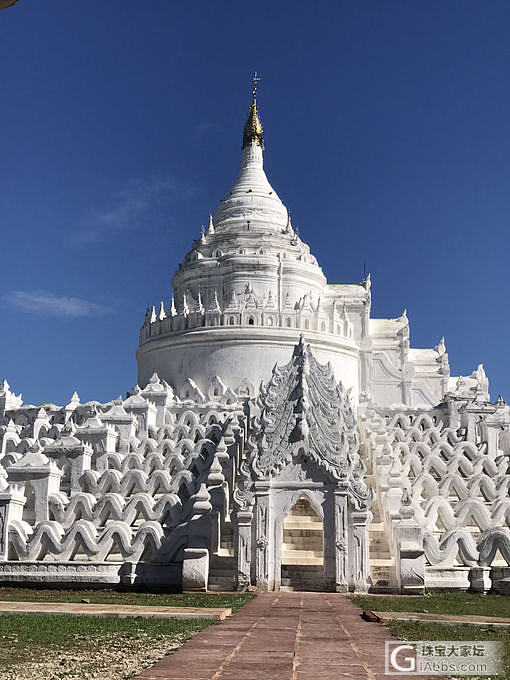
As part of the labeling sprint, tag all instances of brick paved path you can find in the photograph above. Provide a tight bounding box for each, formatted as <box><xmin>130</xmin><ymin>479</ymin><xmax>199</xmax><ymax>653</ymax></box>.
<box><xmin>137</xmin><ymin>592</ymin><xmax>442</xmax><ymax>679</ymax></box>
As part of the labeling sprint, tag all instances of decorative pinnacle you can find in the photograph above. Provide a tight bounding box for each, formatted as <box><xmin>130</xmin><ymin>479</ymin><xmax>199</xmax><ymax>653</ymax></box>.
<box><xmin>252</xmin><ymin>71</ymin><xmax>261</xmax><ymax>104</ymax></box>
<box><xmin>242</xmin><ymin>72</ymin><xmax>264</xmax><ymax>150</ymax></box>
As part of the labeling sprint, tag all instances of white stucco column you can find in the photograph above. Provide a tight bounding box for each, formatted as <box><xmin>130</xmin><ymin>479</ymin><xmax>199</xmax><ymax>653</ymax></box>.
<box><xmin>0</xmin><ymin>487</ymin><xmax>26</xmax><ymax>561</ymax></box>
<box><xmin>334</xmin><ymin>492</ymin><xmax>349</xmax><ymax>592</ymax></box>
<box><xmin>234</xmin><ymin>508</ymin><xmax>253</xmax><ymax>590</ymax></box>
<box><xmin>350</xmin><ymin>509</ymin><xmax>371</xmax><ymax>592</ymax></box>
<box><xmin>254</xmin><ymin>490</ymin><xmax>271</xmax><ymax>590</ymax></box>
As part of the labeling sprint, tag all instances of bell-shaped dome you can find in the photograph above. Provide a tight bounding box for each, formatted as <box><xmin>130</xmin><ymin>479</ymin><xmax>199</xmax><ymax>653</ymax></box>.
<box><xmin>213</xmin><ymin>143</ymin><xmax>289</xmax><ymax>232</ymax></box>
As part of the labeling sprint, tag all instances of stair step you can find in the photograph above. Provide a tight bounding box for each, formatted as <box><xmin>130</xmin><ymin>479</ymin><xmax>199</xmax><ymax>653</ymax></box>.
<box><xmin>283</xmin><ymin>519</ymin><xmax>322</xmax><ymax>528</ymax></box>
<box><xmin>280</xmin><ymin>584</ymin><xmax>324</xmax><ymax>590</ymax></box>
<box><xmin>210</xmin><ymin>559</ymin><xmax>235</xmax><ymax>571</ymax></box>
<box><xmin>282</xmin><ymin>564</ymin><xmax>323</xmax><ymax>574</ymax></box>
<box><xmin>208</xmin><ymin>575</ymin><xmax>234</xmax><ymax>589</ymax></box>
<box><xmin>283</xmin><ymin>540</ymin><xmax>323</xmax><ymax>549</ymax></box>
<box><xmin>283</xmin><ymin>527</ymin><xmax>323</xmax><ymax>536</ymax></box>
<box><xmin>209</xmin><ymin>569</ymin><xmax>235</xmax><ymax>577</ymax></box>
<box><xmin>370</xmin><ymin>558</ymin><xmax>395</xmax><ymax>566</ymax></box>
<box><xmin>280</xmin><ymin>563</ymin><xmax>324</xmax><ymax>592</ymax></box>
<box><xmin>283</xmin><ymin>549</ymin><xmax>324</xmax><ymax>555</ymax></box>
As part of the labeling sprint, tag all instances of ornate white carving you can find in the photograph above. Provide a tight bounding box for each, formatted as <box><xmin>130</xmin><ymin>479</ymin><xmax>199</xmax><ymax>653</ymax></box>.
<box><xmin>247</xmin><ymin>336</ymin><xmax>370</xmax><ymax>507</ymax></box>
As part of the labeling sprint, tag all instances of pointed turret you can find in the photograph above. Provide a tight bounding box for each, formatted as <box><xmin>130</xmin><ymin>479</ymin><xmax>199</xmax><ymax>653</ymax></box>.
<box><xmin>182</xmin><ymin>292</ymin><xmax>190</xmax><ymax>316</ymax></box>
<box><xmin>170</xmin><ymin>296</ymin><xmax>177</xmax><ymax>317</ymax></box>
<box><xmin>213</xmin><ymin>290</ymin><xmax>222</xmax><ymax>313</ymax></box>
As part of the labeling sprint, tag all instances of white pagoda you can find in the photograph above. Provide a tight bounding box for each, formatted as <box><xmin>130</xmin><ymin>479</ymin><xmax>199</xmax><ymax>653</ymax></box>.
<box><xmin>0</xmin><ymin>78</ymin><xmax>509</xmax><ymax>594</ymax></box>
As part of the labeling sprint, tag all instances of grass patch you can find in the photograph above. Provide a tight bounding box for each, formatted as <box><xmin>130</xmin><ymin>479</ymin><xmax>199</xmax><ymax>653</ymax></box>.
<box><xmin>386</xmin><ymin>620</ymin><xmax>510</xmax><ymax>680</ymax></box>
<box><xmin>350</xmin><ymin>591</ymin><xmax>510</xmax><ymax>618</ymax></box>
<box><xmin>0</xmin><ymin>613</ymin><xmax>212</xmax><ymax>679</ymax></box>
<box><xmin>0</xmin><ymin>587</ymin><xmax>254</xmax><ymax>612</ymax></box>
<box><xmin>0</xmin><ymin>612</ymin><xmax>210</xmax><ymax>647</ymax></box>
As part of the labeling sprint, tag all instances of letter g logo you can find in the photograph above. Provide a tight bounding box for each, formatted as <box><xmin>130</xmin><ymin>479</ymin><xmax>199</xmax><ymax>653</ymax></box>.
<box><xmin>390</xmin><ymin>644</ymin><xmax>416</xmax><ymax>673</ymax></box>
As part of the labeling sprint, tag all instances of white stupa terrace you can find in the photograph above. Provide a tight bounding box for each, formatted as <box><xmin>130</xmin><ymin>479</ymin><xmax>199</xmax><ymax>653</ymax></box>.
<box><xmin>1</xmin><ymin>78</ymin><xmax>509</xmax><ymax>594</ymax></box>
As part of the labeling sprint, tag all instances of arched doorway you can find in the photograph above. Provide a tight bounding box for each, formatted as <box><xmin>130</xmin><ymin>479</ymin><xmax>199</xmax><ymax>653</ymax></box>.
<box><xmin>281</xmin><ymin>494</ymin><xmax>324</xmax><ymax>591</ymax></box>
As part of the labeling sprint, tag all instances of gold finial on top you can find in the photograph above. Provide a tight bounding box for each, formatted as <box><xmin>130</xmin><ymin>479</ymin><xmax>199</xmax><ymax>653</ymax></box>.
<box><xmin>252</xmin><ymin>71</ymin><xmax>261</xmax><ymax>105</ymax></box>
<box><xmin>243</xmin><ymin>72</ymin><xmax>264</xmax><ymax>150</ymax></box>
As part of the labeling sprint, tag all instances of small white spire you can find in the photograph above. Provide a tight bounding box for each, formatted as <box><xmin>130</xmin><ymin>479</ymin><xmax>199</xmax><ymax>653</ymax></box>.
<box><xmin>158</xmin><ymin>301</ymin><xmax>167</xmax><ymax>320</ymax></box>
<box><xmin>285</xmin><ymin>212</ymin><xmax>293</xmax><ymax>234</ymax></box>
<box><xmin>183</xmin><ymin>293</ymin><xmax>190</xmax><ymax>316</ymax></box>
<box><xmin>200</xmin><ymin>225</ymin><xmax>206</xmax><ymax>244</ymax></box>
<box><xmin>69</xmin><ymin>391</ymin><xmax>80</xmax><ymax>406</ymax></box>
<box><xmin>213</xmin><ymin>290</ymin><xmax>222</xmax><ymax>313</ymax></box>
<box><xmin>207</xmin><ymin>214</ymin><xmax>215</xmax><ymax>235</ymax></box>
<box><xmin>435</xmin><ymin>337</ymin><xmax>446</xmax><ymax>355</ymax></box>
<box><xmin>227</xmin><ymin>288</ymin><xmax>238</xmax><ymax>309</ymax></box>
<box><xmin>150</xmin><ymin>306</ymin><xmax>157</xmax><ymax>323</ymax></box>
<box><xmin>283</xmin><ymin>291</ymin><xmax>293</xmax><ymax>310</ymax></box>
<box><xmin>170</xmin><ymin>296</ymin><xmax>177</xmax><ymax>317</ymax></box>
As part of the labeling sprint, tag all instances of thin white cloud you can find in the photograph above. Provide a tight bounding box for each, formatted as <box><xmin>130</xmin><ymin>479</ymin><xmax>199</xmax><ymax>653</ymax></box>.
<box><xmin>3</xmin><ymin>291</ymin><xmax>108</xmax><ymax>318</ymax></box>
<box><xmin>76</xmin><ymin>176</ymin><xmax>192</xmax><ymax>246</ymax></box>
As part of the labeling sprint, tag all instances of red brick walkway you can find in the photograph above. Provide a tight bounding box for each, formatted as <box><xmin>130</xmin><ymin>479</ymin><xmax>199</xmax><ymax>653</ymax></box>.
<box><xmin>137</xmin><ymin>592</ymin><xmax>440</xmax><ymax>679</ymax></box>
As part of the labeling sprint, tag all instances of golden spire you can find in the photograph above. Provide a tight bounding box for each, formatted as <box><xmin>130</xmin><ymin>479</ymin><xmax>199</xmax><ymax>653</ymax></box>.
<box><xmin>242</xmin><ymin>72</ymin><xmax>264</xmax><ymax>150</ymax></box>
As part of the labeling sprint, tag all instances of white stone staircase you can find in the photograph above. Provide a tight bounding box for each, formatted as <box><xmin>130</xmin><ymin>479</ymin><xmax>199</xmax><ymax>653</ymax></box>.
<box><xmin>208</xmin><ymin>520</ymin><xmax>235</xmax><ymax>592</ymax></box>
<box><xmin>280</xmin><ymin>497</ymin><xmax>324</xmax><ymax>591</ymax></box>
<box><xmin>368</xmin><ymin>500</ymin><xmax>398</xmax><ymax>593</ymax></box>
<box><xmin>206</xmin><ymin>496</ymin><xmax>399</xmax><ymax>593</ymax></box>
<box><xmin>208</xmin><ymin>554</ymin><xmax>236</xmax><ymax>591</ymax></box>
<box><xmin>281</xmin><ymin>564</ymin><xmax>324</xmax><ymax>591</ymax></box>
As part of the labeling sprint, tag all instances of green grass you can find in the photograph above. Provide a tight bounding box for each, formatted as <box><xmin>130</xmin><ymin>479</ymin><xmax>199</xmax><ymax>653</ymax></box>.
<box><xmin>0</xmin><ymin>588</ymin><xmax>255</xmax><ymax>677</ymax></box>
<box><xmin>0</xmin><ymin>612</ymin><xmax>211</xmax><ymax>647</ymax></box>
<box><xmin>350</xmin><ymin>594</ymin><xmax>510</xmax><ymax>679</ymax></box>
<box><xmin>0</xmin><ymin>613</ymin><xmax>213</xmax><ymax>678</ymax></box>
<box><xmin>350</xmin><ymin>591</ymin><xmax>510</xmax><ymax>618</ymax></box>
<box><xmin>386</xmin><ymin>620</ymin><xmax>510</xmax><ymax>680</ymax></box>
<box><xmin>0</xmin><ymin>587</ymin><xmax>255</xmax><ymax>612</ymax></box>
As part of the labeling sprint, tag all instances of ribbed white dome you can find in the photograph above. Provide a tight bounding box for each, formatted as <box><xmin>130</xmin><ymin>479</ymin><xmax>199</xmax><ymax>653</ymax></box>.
<box><xmin>213</xmin><ymin>143</ymin><xmax>288</xmax><ymax>231</ymax></box>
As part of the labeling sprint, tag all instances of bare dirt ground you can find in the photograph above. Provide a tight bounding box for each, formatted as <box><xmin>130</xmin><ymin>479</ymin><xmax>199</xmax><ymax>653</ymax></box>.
<box><xmin>0</xmin><ymin>628</ymin><xmax>202</xmax><ymax>680</ymax></box>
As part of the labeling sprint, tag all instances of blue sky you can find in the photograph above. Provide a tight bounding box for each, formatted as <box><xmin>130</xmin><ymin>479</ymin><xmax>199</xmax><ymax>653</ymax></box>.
<box><xmin>1</xmin><ymin>0</ymin><xmax>510</xmax><ymax>406</ymax></box>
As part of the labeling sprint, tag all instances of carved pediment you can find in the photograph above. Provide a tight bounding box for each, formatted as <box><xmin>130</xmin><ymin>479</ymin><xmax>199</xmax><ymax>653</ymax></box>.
<box><xmin>245</xmin><ymin>337</ymin><xmax>370</xmax><ymax>507</ymax></box>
